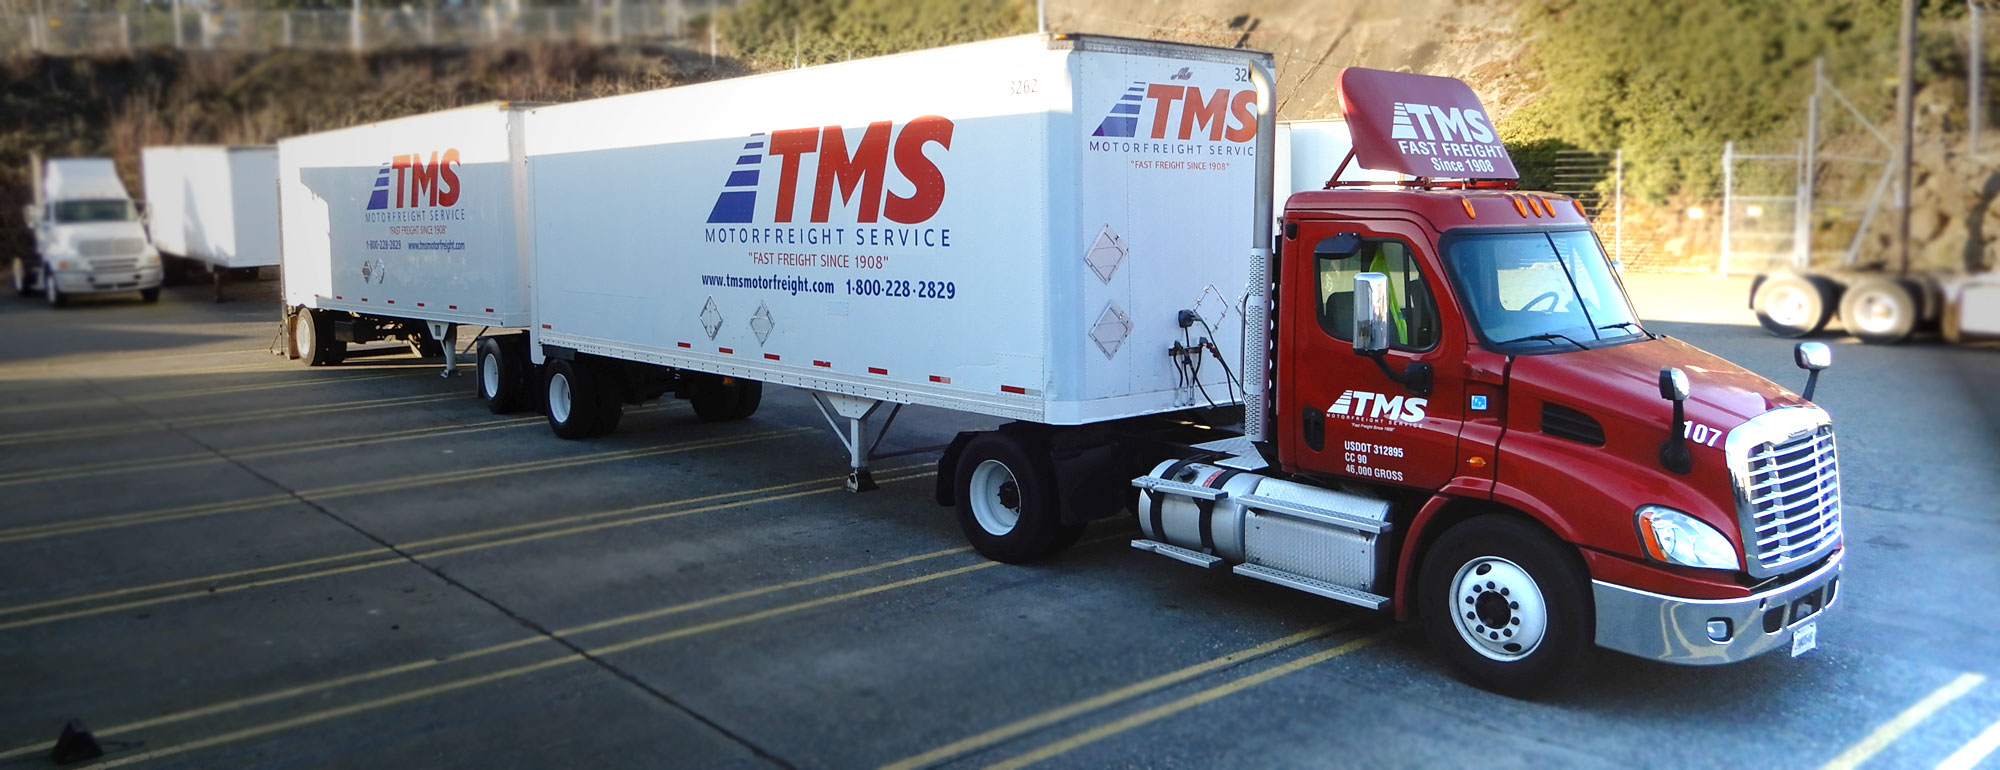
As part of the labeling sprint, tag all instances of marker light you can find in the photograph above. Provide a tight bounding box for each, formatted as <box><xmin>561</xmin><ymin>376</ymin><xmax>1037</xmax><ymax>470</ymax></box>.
<box><xmin>1637</xmin><ymin>506</ymin><xmax>1740</xmax><ymax>570</ymax></box>
<box><xmin>1461</xmin><ymin>199</ymin><xmax>1476</xmax><ymax>219</ymax></box>
<box><xmin>1510</xmin><ymin>197</ymin><xmax>1527</xmax><ymax>218</ymax></box>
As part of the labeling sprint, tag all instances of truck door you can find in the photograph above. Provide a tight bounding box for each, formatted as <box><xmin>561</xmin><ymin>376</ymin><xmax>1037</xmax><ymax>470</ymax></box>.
<box><xmin>1283</xmin><ymin>219</ymin><xmax>1468</xmax><ymax>490</ymax></box>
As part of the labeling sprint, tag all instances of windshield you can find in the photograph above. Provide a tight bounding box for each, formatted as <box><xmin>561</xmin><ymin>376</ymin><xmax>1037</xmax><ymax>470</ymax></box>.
<box><xmin>1446</xmin><ymin>229</ymin><xmax>1643</xmax><ymax>352</ymax></box>
<box><xmin>53</xmin><ymin>199</ymin><xmax>137</xmax><ymax>224</ymax></box>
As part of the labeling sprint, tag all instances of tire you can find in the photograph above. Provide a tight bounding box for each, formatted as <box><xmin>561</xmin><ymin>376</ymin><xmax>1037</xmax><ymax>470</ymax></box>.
<box><xmin>476</xmin><ymin>336</ymin><xmax>528</xmax><ymax>414</ymax></box>
<box><xmin>292</xmin><ymin>309</ymin><xmax>345</xmax><ymax>366</ymax></box>
<box><xmin>1754</xmin><ymin>273</ymin><xmax>1832</xmax><ymax>338</ymax></box>
<box><xmin>1419</xmin><ymin>515</ymin><xmax>1592</xmax><ymax>697</ymax></box>
<box><xmin>953</xmin><ymin>431</ymin><xmax>1082</xmax><ymax>564</ymax></box>
<box><xmin>11</xmin><ymin>257</ymin><xmax>31</xmax><ymax>297</ymax></box>
<box><xmin>141</xmin><ymin>286</ymin><xmax>161</xmax><ymax>303</ymax></box>
<box><xmin>44</xmin><ymin>265</ymin><xmax>66</xmax><ymax>308</ymax></box>
<box><xmin>689</xmin><ymin>376</ymin><xmax>763</xmax><ymax>421</ymax></box>
<box><xmin>544</xmin><ymin>357</ymin><xmax>621</xmax><ymax>439</ymax></box>
<box><xmin>1841</xmin><ymin>276</ymin><xmax>1917</xmax><ymax>345</ymax></box>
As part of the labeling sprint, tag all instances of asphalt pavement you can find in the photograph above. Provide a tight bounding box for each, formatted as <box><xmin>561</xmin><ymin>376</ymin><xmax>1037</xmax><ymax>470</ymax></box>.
<box><xmin>0</xmin><ymin>272</ymin><xmax>1995</xmax><ymax>769</ymax></box>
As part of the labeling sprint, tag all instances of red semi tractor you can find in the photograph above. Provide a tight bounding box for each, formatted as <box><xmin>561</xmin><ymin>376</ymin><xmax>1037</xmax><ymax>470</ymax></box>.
<box><xmin>937</xmin><ymin>66</ymin><xmax>1845</xmax><ymax>695</ymax></box>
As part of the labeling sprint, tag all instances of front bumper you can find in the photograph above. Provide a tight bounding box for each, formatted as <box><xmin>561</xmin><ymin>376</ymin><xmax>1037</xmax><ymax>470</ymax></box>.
<box><xmin>1592</xmin><ymin>548</ymin><xmax>1842</xmax><ymax>665</ymax></box>
<box><xmin>50</xmin><ymin>266</ymin><xmax>162</xmax><ymax>294</ymax></box>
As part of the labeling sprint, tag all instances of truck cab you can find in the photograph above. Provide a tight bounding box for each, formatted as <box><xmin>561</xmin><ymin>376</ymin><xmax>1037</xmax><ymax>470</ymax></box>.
<box><xmin>15</xmin><ymin>157</ymin><xmax>163</xmax><ymax>306</ymax></box>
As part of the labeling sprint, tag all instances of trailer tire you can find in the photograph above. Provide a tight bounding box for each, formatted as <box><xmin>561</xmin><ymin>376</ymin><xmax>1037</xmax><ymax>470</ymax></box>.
<box><xmin>954</xmin><ymin>431</ymin><xmax>1080</xmax><ymax>564</ymax></box>
<box><xmin>1754</xmin><ymin>273</ymin><xmax>1832</xmax><ymax>338</ymax></box>
<box><xmin>1420</xmin><ymin>515</ymin><xmax>1591</xmax><ymax>698</ymax></box>
<box><xmin>690</xmin><ymin>376</ymin><xmax>762</xmax><ymax>422</ymax></box>
<box><xmin>292</xmin><ymin>309</ymin><xmax>344</xmax><ymax>366</ymax></box>
<box><xmin>1840</xmin><ymin>276</ymin><xmax>1917</xmax><ymax>345</ymax></box>
<box><xmin>11</xmin><ymin>258</ymin><xmax>32</xmax><ymax>297</ymax></box>
<box><xmin>476</xmin><ymin>336</ymin><xmax>528</xmax><ymax>414</ymax></box>
<box><xmin>544</xmin><ymin>357</ymin><xmax>621</xmax><ymax>439</ymax></box>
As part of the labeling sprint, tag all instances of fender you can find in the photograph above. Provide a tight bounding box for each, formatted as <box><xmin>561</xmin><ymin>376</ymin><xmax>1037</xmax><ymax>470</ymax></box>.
<box><xmin>1391</xmin><ymin>488</ymin><xmax>1575</xmax><ymax>621</ymax></box>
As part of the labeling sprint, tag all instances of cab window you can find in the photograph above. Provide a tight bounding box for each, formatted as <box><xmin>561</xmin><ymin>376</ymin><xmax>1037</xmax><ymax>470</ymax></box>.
<box><xmin>1315</xmin><ymin>237</ymin><xmax>1439</xmax><ymax>351</ymax></box>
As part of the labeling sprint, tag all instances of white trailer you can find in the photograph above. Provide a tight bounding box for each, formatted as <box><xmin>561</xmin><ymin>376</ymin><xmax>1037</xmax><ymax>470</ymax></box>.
<box><xmin>277</xmin><ymin>103</ymin><xmax>533</xmax><ymax>370</ymax></box>
<box><xmin>141</xmin><ymin>145</ymin><xmax>281</xmax><ymax>300</ymax></box>
<box><xmin>507</xmin><ymin>35</ymin><xmax>1270</xmax><ymax>495</ymax></box>
<box><xmin>1274</xmin><ymin>118</ymin><xmax>1402</xmax><ymax>198</ymax></box>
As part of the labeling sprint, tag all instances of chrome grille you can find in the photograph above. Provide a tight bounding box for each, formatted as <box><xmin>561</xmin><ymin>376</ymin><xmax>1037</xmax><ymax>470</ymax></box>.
<box><xmin>77</xmin><ymin>238</ymin><xmax>146</xmax><ymax>257</ymax></box>
<box><xmin>1726</xmin><ymin>407</ymin><xmax>1841</xmax><ymax>577</ymax></box>
<box><xmin>89</xmin><ymin>258</ymin><xmax>139</xmax><ymax>271</ymax></box>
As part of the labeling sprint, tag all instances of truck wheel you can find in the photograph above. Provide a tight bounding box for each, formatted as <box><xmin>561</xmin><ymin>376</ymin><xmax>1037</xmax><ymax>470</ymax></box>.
<box><xmin>476</xmin><ymin>336</ymin><xmax>528</xmax><ymax>414</ymax></box>
<box><xmin>690</xmin><ymin>376</ymin><xmax>762</xmax><ymax>421</ymax></box>
<box><xmin>11</xmin><ymin>258</ymin><xmax>32</xmax><ymax>297</ymax></box>
<box><xmin>953</xmin><ymin>431</ymin><xmax>1081</xmax><ymax>564</ymax></box>
<box><xmin>1754</xmin><ymin>273</ymin><xmax>1831</xmax><ymax>337</ymax></box>
<box><xmin>1839</xmin><ymin>276</ymin><xmax>1917</xmax><ymax>345</ymax></box>
<box><xmin>1419</xmin><ymin>515</ymin><xmax>1592</xmax><ymax>697</ymax></box>
<box><xmin>544</xmin><ymin>358</ymin><xmax>621</xmax><ymax>439</ymax></box>
<box><xmin>44</xmin><ymin>266</ymin><xmax>66</xmax><ymax>308</ymax></box>
<box><xmin>141</xmin><ymin>287</ymin><xmax>161</xmax><ymax>303</ymax></box>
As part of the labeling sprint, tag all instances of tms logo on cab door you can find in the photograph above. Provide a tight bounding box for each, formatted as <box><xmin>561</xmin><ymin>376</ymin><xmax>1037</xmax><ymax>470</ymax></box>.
<box><xmin>1328</xmin><ymin>389</ymin><xmax>1429</xmax><ymax>426</ymax></box>
<box><xmin>702</xmin><ymin>117</ymin><xmax>956</xmax><ymax>251</ymax></box>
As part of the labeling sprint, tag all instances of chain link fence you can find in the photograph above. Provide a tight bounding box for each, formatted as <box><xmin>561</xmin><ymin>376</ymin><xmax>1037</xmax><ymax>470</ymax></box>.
<box><xmin>0</xmin><ymin>0</ymin><xmax>732</xmax><ymax>55</ymax></box>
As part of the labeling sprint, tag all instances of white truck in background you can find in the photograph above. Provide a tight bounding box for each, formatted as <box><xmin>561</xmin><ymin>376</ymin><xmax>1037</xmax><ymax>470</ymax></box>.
<box><xmin>141</xmin><ymin>146</ymin><xmax>281</xmax><ymax>302</ymax></box>
<box><xmin>14</xmin><ymin>155</ymin><xmax>163</xmax><ymax>307</ymax></box>
<box><xmin>276</xmin><ymin>103</ymin><xmax>535</xmax><ymax>368</ymax></box>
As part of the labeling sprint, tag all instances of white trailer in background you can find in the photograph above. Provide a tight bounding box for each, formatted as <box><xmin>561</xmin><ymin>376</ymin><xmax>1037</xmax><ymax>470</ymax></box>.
<box><xmin>276</xmin><ymin>102</ymin><xmax>534</xmax><ymax>373</ymax></box>
<box><xmin>501</xmin><ymin>34</ymin><xmax>1265</xmax><ymax>496</ymax></box>
<box><xmin>1274</xmin><ymin>118</ymin><xmax>1403</xmax><ymax>197</ymax></box>
<box><xmin>140</xmin><ymin>145</ymin><xmax>281</xmax><ymax>301</ymax></box>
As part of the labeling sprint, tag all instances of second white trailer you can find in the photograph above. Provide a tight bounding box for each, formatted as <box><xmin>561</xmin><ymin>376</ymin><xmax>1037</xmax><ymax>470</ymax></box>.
<box><xmin>141</xmin><ymin>145</ymin><xmax>281</xmax><ymax>299</ymax></box>
<box><xmin>276</xmin><ymin>103</ymin><xmax>534</xmax><ymax>369</ymax></box>
<box><xmin>507</xmin><ymin>35</ymin><xmax>1272</xmax><ymax>489</ymax></box>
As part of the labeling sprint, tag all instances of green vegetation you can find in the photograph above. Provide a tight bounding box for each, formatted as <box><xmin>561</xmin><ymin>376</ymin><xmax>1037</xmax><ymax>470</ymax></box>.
<box><xmin>1505</xmin><ymin>0</ymin><xmax>1970</xmax><ymax>202</ymax></box>
<box><xmin>721</xmin><ymin>0</ymin><xmax>1034</xmax><ymax>69</ymax></box>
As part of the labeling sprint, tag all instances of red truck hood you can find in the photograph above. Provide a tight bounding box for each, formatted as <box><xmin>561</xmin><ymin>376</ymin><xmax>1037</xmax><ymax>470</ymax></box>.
<box><xmin>1508</xmin><ymin>335</ymin><xmax>1809</xmax><ymax>430</ymax></box>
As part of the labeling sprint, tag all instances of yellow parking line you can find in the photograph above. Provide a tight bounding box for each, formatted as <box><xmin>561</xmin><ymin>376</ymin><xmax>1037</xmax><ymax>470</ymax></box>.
<box><xmin>0</xmin><ymin>403</ymin><xmax>676</xmax><ymax>488</ymax></box>
<box><xmin>1821</xmin><ymin>673</ymin><xmax>1987</xmax><ymax>770</ymax></box>
<box><xmin>1937</xmin><ymin>711</ymin><xmax>2000</xmax><ymax>770</ymax></box>
<box><xmin>0</xmin><ymin>466</ymin><xmax>934</xmax><ymax>630</ymax></box>
<box><xmin>0</xmin><ymin>510</ymin><xmax>962</xmax><ymax>761</ymax></box>
<box><xmin>0</xmin><ymin>392</ymin><xmax>459</xmax><ymax>447</ymax></box>
<box><xmin>983</xmin><ymin>628</ymin><xmax>1404</xmax><ymax>770</ymax></box>
<box><xmin>0</xmin><ymin>371</ymin><xmax>415</xmax><ymax>414</ymax></box>
<box><xmin>0</xmin><ymin>428</ymin><xmax>808</xmax><ymax>544</ymax></box>
<box><xmin>882</xmin><ymin>620</ymin><xmax>1358</xmax><ymax>770</ymax></box>
<box><xmin>83</xmin><ymin>557</ymin><xmax>1008</xmax><ymax>769</ymax></box>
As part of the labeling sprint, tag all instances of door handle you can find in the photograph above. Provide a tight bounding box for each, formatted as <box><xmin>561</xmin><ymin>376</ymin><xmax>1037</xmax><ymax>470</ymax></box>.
<box><xmin>1300</xmin><ymin>405</ymin><xmax>1325</xmax><ymax>452</ymax></box>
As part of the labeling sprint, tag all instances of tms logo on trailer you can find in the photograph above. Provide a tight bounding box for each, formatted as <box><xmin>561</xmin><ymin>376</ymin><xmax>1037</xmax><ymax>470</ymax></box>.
<box><xmin>705</xmin><ymin>117</ymin><xmax>955</xmax><ymax>225</ymax></box>
<box><xmin>1089</xmin><ymin>79</ymin><xmax>1256</xmax><ymax>143</ymax></box>
<box><xmin>365</xmin><ymin>150</ymin><xmax>463</xmax><ymax>211</ymax></box>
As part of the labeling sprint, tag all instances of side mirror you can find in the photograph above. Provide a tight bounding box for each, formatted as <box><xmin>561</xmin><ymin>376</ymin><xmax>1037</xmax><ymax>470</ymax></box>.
<box><xmin>1793</xmin><ymin>342</ymin><xmax>1830</xmax><ymax>401</ymax></box>
<box><xmin>1353</xmin><ymin>272</ymin><xmax>1391</xmax><ymax>357</ymax></box>
<box><xmin>1657</xmin><ymin>366</ymin><xmax>1692</xmax><ymax>474</ymax></box>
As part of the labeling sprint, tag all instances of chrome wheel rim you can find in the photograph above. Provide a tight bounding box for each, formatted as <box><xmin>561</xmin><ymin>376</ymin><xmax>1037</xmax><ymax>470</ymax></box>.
<box><xmin>968</xmin><ymin>459</ymin><xmax>1022</xmax><ymax>536</ymax></box>
<box><xmin>1767</xmin><ymin>285</ymin><xmax>1811</xmax><ymax>328</ymax></box>
<box><xmin>1853</xmin><ymin>290</ymin><xmax>1904</xmax><ymax>333</ymax></box>
<box><xmin>481</xmin><ymin>352</ymin><xmax>501</xmax><ymax>399</ymax></box>
<box><xmin>549</xmin><ymin>372</ymin><xmax>573</xmax><ymax>424</ymax></box>
<box><xmin>1450</xmin><ymin>556</ymin><xmax>1548</xmax><ymax>662</ymax></box>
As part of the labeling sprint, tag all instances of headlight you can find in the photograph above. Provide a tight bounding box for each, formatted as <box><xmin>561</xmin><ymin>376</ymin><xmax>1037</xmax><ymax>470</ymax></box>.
<box><xmin>54</xmin><ymin>259</ymin><xmax>73</xmax><ymax>271</ymax></box>
<box><xmin>141</xmin><ymin>252</ymin><xmax>160</xmax><ymax>266</ymax></box>
<box><xmin>1637</xmin><ymin>506</ymin><xmax>1740</xmax><ymax>570</ymax></box>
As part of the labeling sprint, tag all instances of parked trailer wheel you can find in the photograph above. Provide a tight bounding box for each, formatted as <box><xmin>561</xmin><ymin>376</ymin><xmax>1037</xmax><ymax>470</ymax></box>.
<box><xmin>1840</xmin><ymin>276</ymin><xmax>1918</xmax><ymax>345</ymax></box>
<box><xmin>43</xmin><ymin>265</ymin><xmax>66</xmax><ymax>308</ymax></box>
<box><xmin>1753</xmin><ymin>273</ymin><xmax>1832</xmax><ymax>337</ymax></box>
<box><xmin>690</xmin><ymin>375</ymin><xmax>763</xmax><ymax>421</ymax></box>
<box><xmin>11</xmin><ymin>258</ymin><xmax>32</xmax><ymax>297</ymax></box>
<box><xmin>291</xmin><ymin>308</ymin><xmax>344</xmax><ymax>366</ymax></box>
<box><xmin>953</xmin><ymin>431</ymin><xmax>1082</xmax><ymax>564</ymax></box>
<box><xmin>475</xmin><ymin>336</ymin><xmax>529</xmax><ymax>414</ymax></box>
<box><xmin>1420</xmin><ymin>515</ymin><xmax>1591</xmax><ymax>697</ymax></box>
<box><xmin>544</xmin><ymin>358</ymin><xmax>621</xmax><ymax>439</ymax></box>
